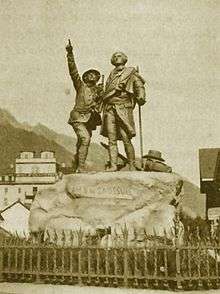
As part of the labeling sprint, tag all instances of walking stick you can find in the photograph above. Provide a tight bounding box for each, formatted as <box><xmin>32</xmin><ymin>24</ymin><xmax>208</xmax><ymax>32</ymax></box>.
<box><xmin>136</xmin><ymin>66</ymin><xmax>144</xmax><ymax>170</ymax></box>
<box><xmin>101</xmin><ymin>74</ymin><xmax>105</xmax><ymax>88</ymax></box>
<box><xmin>138</xmin><ymin>105</ymin><xmax>144</xmax><ymax>169</ymax></box>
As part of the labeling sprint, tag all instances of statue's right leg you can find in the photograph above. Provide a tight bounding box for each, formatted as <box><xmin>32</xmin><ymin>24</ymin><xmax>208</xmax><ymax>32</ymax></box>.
<box><xmin>72</xmin><ymin>122</ymin><xmax>91</xmax><ymax>173</ymax></box>
<box><xmin>71</xmin><ymin>125</ymin><xmax>80</xmax><ymax>172</ymax></box>
<box><xmin>105</xmin><ymin>109</ymin><xmax>118</xmax><ymax>171</ymax></box>
<box><xmin>74</xmin><ymin>136</ymin><xmax>81</xmax><ymax>171</ymax></box>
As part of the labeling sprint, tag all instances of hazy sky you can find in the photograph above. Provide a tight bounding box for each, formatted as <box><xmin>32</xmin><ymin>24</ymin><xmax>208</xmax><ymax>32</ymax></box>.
<box><xmin>0</xmin><ymin>0</ymin><xmax>219</xmax><ymax>184</ymax></box>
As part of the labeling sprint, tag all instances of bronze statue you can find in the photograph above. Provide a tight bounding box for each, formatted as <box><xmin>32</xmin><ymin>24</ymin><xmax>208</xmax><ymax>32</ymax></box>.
<box><xmin>100</xmin><ymin>52</ymin><xmax>146</xmax><ymax>171</ymax></box>
<box><xmin>66</xmin><ymin>40</ymin><xmax>103</xmax><ymax>173</ymax></box>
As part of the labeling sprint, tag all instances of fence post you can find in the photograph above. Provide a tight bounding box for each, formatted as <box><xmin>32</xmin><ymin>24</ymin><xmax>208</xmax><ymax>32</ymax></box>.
<box><xmin>163</xmin><ymin>230</ymin><xmax>169</xmax><ymax>290</ymax></box>
<box><xmin>186</xmin><ymin>226</ymin><xmax>193</xmax><ymax>289</ymax></box>
<box><xmin>122</xmin><ymin>225</ymin><xmax>128</xmax><ymax>288</ymax></box>
<box><xmin>104</xmin><ymin>231</ymin><xmax>110</xmax><ymax>286</ymax></box>
<box><xmin>113</xmin><ymin>228</ymin><xmax>118</xmax><ymax>287</ymax></box>
<box><xmin>35</xmin><ymin>232</ymin><xmax>43</xmax><ymax>284</ymax></box>
<box><xmin>77</xmin><ymin>229</ymin><xmax>83</xmax><ymax>286</ymax></box>
<box><xmin>174</xmin><ymin>207</ymin><xmax>183</xmax><ymax>290</ymax></box>
<box><xmin>0</xmin><ymin>237</ymin><xmax>4</xmax><ymax>282</ymax></box>
<box><xmin>151</xmin><ymin>228</ymin><xmax>159</xmax><ymax>288</ymax></box>
<box><xmin>196</xmin><ymin>227</ymin><xmax>203</xmax><ymax>290</ymax></box>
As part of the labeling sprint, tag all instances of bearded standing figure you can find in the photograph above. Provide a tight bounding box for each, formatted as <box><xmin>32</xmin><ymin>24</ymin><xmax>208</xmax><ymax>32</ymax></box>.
<box><xmin>101</xmin><ymin>52</ymin><xmax>146</xmax><ymax>171</ymax></box>
<box><xmin>66</xmin><ymin>41</ymin><xmax>102</xmax><ymax>173</ymax></box>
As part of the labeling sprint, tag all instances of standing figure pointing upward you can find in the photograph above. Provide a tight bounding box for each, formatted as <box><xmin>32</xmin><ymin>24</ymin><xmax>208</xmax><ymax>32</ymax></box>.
<box><xmin>66</xmin><ymin>40</ymin><xmax>103</xmax><ymax>173</ymax></box>
<box><xmin>101</xmin><ymin>52</ymin><xmax>146</xmax><ymax>171</ymax></box>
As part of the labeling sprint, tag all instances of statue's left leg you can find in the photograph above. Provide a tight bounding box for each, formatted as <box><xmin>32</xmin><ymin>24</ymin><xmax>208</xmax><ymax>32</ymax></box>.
<box><xmin>120</xmin><ymin>127</ymin><xmax>136</xmax><ymax>171</ymax></box>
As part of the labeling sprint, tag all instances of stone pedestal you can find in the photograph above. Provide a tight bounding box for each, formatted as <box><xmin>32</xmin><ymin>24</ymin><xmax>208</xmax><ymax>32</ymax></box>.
<box><xmin>29</xmin><ymin>171</ymin><xmax>183</xmax><ymax>243</ymax></box>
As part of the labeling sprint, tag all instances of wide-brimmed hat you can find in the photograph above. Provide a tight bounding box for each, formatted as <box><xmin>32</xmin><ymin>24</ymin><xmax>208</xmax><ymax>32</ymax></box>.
<box><xmin>143</xmin><ymin>150</ymin><xmax>165</xmax><ymax>162</ymax></box>
<box><xmin>82</xmin><ymin>69</ymin><xmax>101</xmax><ymax>83</ymax></box>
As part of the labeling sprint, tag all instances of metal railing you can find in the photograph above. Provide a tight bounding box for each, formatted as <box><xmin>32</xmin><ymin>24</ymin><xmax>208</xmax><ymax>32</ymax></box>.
<box><xmin>1</xmin><ymin>215</ymin><xmax>220</xmax><ymax>290</ymax></box>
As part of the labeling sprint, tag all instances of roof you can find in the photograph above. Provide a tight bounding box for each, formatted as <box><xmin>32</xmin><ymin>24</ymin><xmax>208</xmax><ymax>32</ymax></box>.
<box><xmin>17</xmin><ymin>150</ymin><xmax>55</xmax><ymax>159</ymax></box>
<box><xmin>199</xmin><ymin>148</ymin><xmax>220</xmax><ymax>180</ymax></box>
<box><xmin>0</xmin><ymin>199</ymin><xmax>30</xmax><ymax>215</ymax></box>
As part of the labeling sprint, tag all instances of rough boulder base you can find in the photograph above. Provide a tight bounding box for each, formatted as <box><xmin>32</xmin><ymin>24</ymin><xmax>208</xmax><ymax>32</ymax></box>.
<box><xmin>29</xmin><ymin>171</ymin><xmax>183</xmax><ymax>243</ymax></box>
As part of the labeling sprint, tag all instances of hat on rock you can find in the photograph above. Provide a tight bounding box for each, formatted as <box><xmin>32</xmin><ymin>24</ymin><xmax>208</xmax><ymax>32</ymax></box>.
<box><xmin>142</xmin><ymin>150</ymin><xmax>165</xmax><ymax>162</ymax></box>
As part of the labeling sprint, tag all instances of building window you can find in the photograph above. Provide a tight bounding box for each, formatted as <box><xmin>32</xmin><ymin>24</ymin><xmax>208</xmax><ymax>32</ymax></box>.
<box><xmin>48</xmin><ymin>165</ymin><xmax>54</xmax><ymax>173</ymax></box>
<box><xmin>33</xmin><ymin>187</ymin><xmax>38</xmax><ymax>194</ymax></box>
<box><xmin>18</xmin><ymin>187</ymin><xmax>22</xmax><ymax>194</ymax></box>
<box><xmin>3</xmin><ymin>198</ymin><xmax>8</xmax><ymax>206</ymax></box>
<box><xmin>41</xmin><ymin>152</ymin><xmax>54</xmax><ymax>159</ymax></box>
<box><xmin>32</xmin><ymin>166</ymin><xmax>40</xmax><ymax>174</ymax></box>
<box><xmin>16</xmin><ymin>166</ymin><xmax>22</xmax><ymax>173</ymax></box>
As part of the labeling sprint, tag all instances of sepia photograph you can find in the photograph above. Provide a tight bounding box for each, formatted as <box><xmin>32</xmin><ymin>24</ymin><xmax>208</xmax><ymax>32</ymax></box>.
<box><xmin>0</xmin><ymin>1</ymin><xmax>219</xmax><ymax>293</ymax></box>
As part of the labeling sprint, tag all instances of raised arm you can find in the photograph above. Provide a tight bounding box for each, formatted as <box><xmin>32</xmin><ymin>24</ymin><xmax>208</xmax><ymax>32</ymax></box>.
<box><xmin>66</xmin><ymin>40</ymin><xmax>82</xmax><ymax>91</ymax></box>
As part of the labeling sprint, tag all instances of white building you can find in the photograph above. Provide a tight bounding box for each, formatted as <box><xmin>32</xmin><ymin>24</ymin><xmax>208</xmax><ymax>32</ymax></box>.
<box><xmin>0</xmin><ymin>200</ymin><xmax>30</xmax><ymax>236</ymax></box>
<box><xmin>15</xmin><ymin>151</ymin><xmax>57</xmax><ymax>184</ymax></box>
<box><xmin>0</xmin><ymin>151</ymin><xmax>58</xmax><ymax>208</ymax></box>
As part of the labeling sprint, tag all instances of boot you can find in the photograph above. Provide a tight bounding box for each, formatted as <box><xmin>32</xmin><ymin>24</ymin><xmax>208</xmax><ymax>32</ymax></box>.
<box><xmin>72</xmin><ymin>154</ymin><xmax>79</xmax><ymax>173</ymax></box>
<box><xmin>124</xmin><ymin>142</ymin><xmax>136</xmax><ymax>171</ymax></box>
<box><xmin>77</xmin><ymin>165</ymin><xmax>87</xmax><ymax>173</ymax></box>
<box><xmin>106</xmin><ymin>144</ymin><xmax>118</xmax><ymax>172</ymax></box>
<box><xmin>128</xmin><ymin>161</ymin><xmax>136</xmax><ymax>171</ymax></box>
<box><xmin>77</xmin><ymin>144</ymin><xmax>89</xmax><ymax>173</ymax></box>
<box><xmin>106</xmin><ymin>164</ymin><xmax>117</xmax><ymax>172</ymax></box>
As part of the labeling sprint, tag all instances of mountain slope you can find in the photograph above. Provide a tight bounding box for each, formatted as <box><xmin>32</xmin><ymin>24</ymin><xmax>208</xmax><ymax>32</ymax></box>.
<box><xmin>0</xmin><ymin>108</ymin><xmax>23</xmax><ymax>128</ymax></box>
<box><xmin>182</xmin><ymin>180</ymin><xmax>205</xmax><ymax>218</ymax></box>
<box><xmin>0</xmin><ymin>124</ymin><xmax>73</xmax><ymax>173</ymax></box>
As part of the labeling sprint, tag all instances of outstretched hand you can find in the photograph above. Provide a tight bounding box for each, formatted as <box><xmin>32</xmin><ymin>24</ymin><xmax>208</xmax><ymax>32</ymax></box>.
<box><xmin>66</xmin><ymin>39</ymin><xmax>73</xmax><ymax>54</ymax></box>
